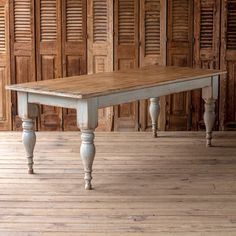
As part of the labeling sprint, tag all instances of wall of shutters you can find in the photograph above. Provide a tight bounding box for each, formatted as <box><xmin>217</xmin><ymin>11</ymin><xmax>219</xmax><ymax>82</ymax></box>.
<box><xmin>4</xmin><ymin>0</ymin><xmax>235</xmax><ymax>132</ymax></box>
<box><xmin>220</xmin><ymin>0</ymin><xmax>236</xmax><ymax>130</ymax></box>
<box><xmin>87</xmin><ymin>0</ymin><xmax>113</xmax><ymax>131</ymax></box>
<box><xmin>114</xmin><ymin>0</ymin><xmax>139</xmax><ymax>131</ymax></box>
<box><xmin>0</xmin><ymin>0</ymin><xmax>10</xmax><ymax>130</ymax></box>
<box><xmin>166</xmin><ymin>0</ymin><xmax>193</xmax><ymax>131</ymax></box>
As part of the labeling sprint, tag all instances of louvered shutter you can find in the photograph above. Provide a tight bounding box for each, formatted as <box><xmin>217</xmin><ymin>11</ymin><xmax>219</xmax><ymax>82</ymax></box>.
<box><xmin>220</xmin><ymin>0</ymin><xmax>236</xmax><ymax>130</ymax></box>
<box><xmin>62</xmin><ymin>0</ymin><xmax>87</xmax><ymax>131</ymax></box>
<box><xmin>0</xmin><ymin>0</ymin><xmax>10</xmax><ymax>130</ymax></box>
<box><xmin>114</xmin><ymin>0</ymin><xmax>139</xmax><ymax>131</ymax></box>
<box><xmin>87</xmin><ymin>0</ymin><xmax>113</xmax><ymax>131</ymax></box>
<box><xmin>36</xmin><ymin>0</ymin><xmax>62</xmax><ymax>131</ymax></box>
<box><xmin>139</xmin><ymin>0</ymin><xmax>167</xmax><ymax>131</ymax></box>
<box><xmin>166</xmin><ymin>0</ymin><xmax>193</xmax><ymax>131</ymax></box>
<box><xmin>10</xmin><ymin>0</ymin><xmax>36</xmax><ymax>130</ymax></box>
<box><xmin>192</xmin><ymin>0</ymin><xmax>220</xmax><ymax>130</ymax></box>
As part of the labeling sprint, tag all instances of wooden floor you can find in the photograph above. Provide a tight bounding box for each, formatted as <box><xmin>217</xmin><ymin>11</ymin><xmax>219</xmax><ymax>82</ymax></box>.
<box><xmin>0</xmin><ymin>132</ymin><xmax>236</xmax><ymax>236</ymax></box>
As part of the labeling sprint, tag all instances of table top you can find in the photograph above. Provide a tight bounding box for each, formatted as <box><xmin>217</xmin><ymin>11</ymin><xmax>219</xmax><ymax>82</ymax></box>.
<box><xmin>6</xmin><ymin>65</ymin><xmax>226</xmax><ymax>99</ymax></box>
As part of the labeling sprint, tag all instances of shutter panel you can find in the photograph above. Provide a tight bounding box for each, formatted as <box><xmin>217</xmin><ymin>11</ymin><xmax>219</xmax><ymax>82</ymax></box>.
<box><xmin>87</xmin><ymin>0</ymin><xmax>113</xmax><ymax>131</ymax></box>
<box><xmin>114</xmin><ymin>0</ymin><xmax>139</xmax><ymax>131</ymax></box>
<box><xmin>192</xmin><ymin>0</ymin><xmax>220</xmax><ymax>130</ymax></box>
<box><xmin>220</xmin><ymin>0</ymin><xmax>236</xmax><ymax>130</ymax></box>
<box><xmin>166</xmin><ymin>0</ymin><xmax>193</xmax><ymax>131</ymax></box>
<box><xmin>36</xmin><ymin>0</ymin><xmax>62</xmax><ymax>131</ymax></box>
<box><xmin>227</xmin><ymin>0</ymin><xmax>236</xmax><ymax>50</ymax></box>
<box><xmin>10</xmin><ymin>0</ymin><xmax>36</xmax><ymax>130</ymax></box>
<box><xmin>139</xmin><ymin>0</ymin><xmax>167</xmax><ymax>131</ymax></box>
<box><xmin>62</xmin><ymin>0</ymin><xmax>87</xmax><ymax>131</ymax></box>
<box><xmin>0</xmin><ymin>0</ymin><xmax>10</xmax><ymax>130</ymax></box>
<box><xmin>0</xmin><ymin>5</ymin><xmax>6</xmax><ymax>53</ymax></box>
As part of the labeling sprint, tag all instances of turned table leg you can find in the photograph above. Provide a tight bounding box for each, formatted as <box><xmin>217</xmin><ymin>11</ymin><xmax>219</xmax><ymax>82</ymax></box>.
<box><xmin>17</xmin><ymin>92</ymin><xmax>38</xmax><ymax>174</ymax></box>
<box><xmin>80</xmin><ymin>130</ymin><xmax>95</xmax><ymax>190</ymax></box>
<box><xmin>203</xmin><ymin>99</ymin><xmax>216</xmax><ymax>147</ymax></box>
<box><xmin>202</xmin><ymin>75</ymin><xmax>219</xmax><ymax>147</ymax></box>
<box><xmin>22</xmin><ymin>119</ymin><xmax>36</xmax><ymax>174</ymax></box>
<box><xmin>77</xmin><ymin>98</ymin><xmax>98</xmax><ymax>190</ymax></box>
<box><xmin>149</xmin><ymin>98</ymin><xmax>160</xmax><ymax>138</ymax></box>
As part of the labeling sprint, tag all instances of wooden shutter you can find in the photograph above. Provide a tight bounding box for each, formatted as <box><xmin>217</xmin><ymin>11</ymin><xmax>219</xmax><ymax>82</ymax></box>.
<box><xmin>166</xmin><ymin>0</ymin><xmax>193</xmax><ymax>131</ymax></box>
<box><xmin>10</xmin><ymin>0</ymin><xmax>36</xmax><ymax>130</ymax></box>
<box><xmin>62</xmin><ymin>0</ymin><xmax>87</xmax><ymax>131</ymax></box>
<box><xmin>192</xmin><ymin>0</ymin><xmax>221</xmax><ymax>130</ymax></box>
<box><xmin>36</xmin><ymin>0</ymin><xmax>62</xmax><ymax>131</ymax></box>
<box><xmin>0</xmin><ymin>0</ymin><xmax>10</xmax><ymax>130</ymax></box>
<box><xmin>220</xmin><ymin>0</ymin><xmax>236</xmax><ymax>130</ymax></box>
<box><xmin>114</xmin><ymin>0</ymin><xmax>139</xmax><ymax>131</ymax></box>
<box><xmin>139</xmin><ymin>0</ymin><xmax>167</xmax><ymax>131</ymax></box>
<box><xmin>87</xmin><ymin>0</ymin><xmax>113</xmax><ymax>131</ymax></box>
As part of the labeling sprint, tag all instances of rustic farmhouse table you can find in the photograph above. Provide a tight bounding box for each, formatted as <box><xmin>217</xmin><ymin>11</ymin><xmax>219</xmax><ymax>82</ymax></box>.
<box><xmin>6</xmin><ymin>65</ymin><xmax>225</xmax><ymax>190</ymax></box>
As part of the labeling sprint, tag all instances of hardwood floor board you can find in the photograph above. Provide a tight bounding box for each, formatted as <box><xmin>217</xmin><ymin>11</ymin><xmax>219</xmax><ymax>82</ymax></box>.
<box><xmin>0</xmin><ymin>131</ymin><xmax>236</xmax><ymax>234</ymax></box>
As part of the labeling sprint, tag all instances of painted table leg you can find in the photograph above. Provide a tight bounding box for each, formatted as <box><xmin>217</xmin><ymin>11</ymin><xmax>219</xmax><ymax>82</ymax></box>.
<box><xmin>80</xmin><ymin>130</ymin><xmax>95</xmax><ymax>190</ymax></box>
<box><xmin>202</xmin><ymin>76</ymin><xmax>219</xmax><ymax>147</ymax></box>
<box><xmin>17</xmin><ymin>92</ymin><xmax>38</xmax><ymax>174</ymax></box>
<box><xmin>203</xmin><ymin>99</ymin><xmax>216</xmax><ymax>147</ymax></box>
<box><xmin>22</xmin><ymin>118</ymin><xmax>36</xmax><ymax>174</ymax></box>
<box><xmin>77</xmin><ymin>98</ymin><xmax>98</xmax><ymax>190</ymax></box>
<box><xmin>149</xmin><ymin>98</ymin><xmax>160</xmax><ymax>138</ymax></box>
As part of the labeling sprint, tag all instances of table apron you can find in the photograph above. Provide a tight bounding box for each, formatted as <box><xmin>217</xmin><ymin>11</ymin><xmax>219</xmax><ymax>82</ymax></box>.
<box><xmin>27</xmin><ymin>76</ymin><xmax>212</xmax><ymax>109</ymax></box>
<box><xmin>28</xmin><ymin>94</ymin><xmax>78</xmax><ymax>109</ymax></box>
<box><xmin>98</xmin><ymin>77</ymin><xmax>212</xmax><ymax>108</ymax></box>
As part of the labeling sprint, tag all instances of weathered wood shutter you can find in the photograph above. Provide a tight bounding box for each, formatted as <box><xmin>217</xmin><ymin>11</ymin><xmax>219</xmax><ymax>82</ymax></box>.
<box><xmin>220</xmin><ymin>0</ymin><xmax>236</xmax><ymax>130</ymax></box>
<box><xmin>139</xmin><ymin>0</ymin><xmax>167</xmax><ymax>131</ymax></box>
<box><xmin>62</xmin><ymin>0</ymin><xmax>87</xmax><ymax>131</ymax></box>
<box><xmin>114</xmin><ymin>0</ymin><xmax>139</xmax><ymax>131</ymax></box>
<box><xmin>192</xmin><ymin>0</ymin><xmax>221</xmax><ymax>130</ymax></box>
<box><xmin>87</xmin><ymin>0</ymin><xmax>113</xmax><ymax>131</ymax></box>
<box><xmin>166</xmin><ymin>0</ymin><xmax>193</xmax><ymax>130</ymax></box>
<box><xmin>0</xmin><ymin>0</ymin><xmax>10</xmax><ymax>130</ymax></box>
<box><xmin>10</xmin><ymin>0</ymin><xmax>36</xmax><ymax>130</ymax></box>
<box><xmin>36</xmin><ymin>0</ymin><xmax>62</xmax><ymax>131</ymax></box>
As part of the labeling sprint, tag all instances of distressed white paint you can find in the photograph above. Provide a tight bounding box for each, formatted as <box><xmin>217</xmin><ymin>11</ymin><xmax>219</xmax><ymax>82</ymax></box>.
<box><xmin>77</xmin><ymin>98</ymin><xmax>98</xmax><ymax>190</ymax></box>
<box><xmin>98</xmin><ymin>77</ymin><xmax>212</xmax><ymax>108</ymax></box>
<box><xmin>202</xmin><ymin>76</ymin><xmax>219</xmax><ymax>147</ymax></box>
<box><xmin>149</xmin><ymin>98</ymin><xmax>160</xmax><ymax>137</ymax></box>
<box><xmin>22</xmin><ymin>119</ymin><xmax>36</xmax><ymax>174</ymax></box>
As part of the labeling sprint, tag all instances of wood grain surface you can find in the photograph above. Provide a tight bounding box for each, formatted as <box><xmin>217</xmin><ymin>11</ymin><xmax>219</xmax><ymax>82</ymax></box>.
<box><xmin>6</xmin><ymin>65</ymin><xmax>225</xmax><ymax>99</ymax></box>
<box><xmin>0</xmin><ymin>131</ymin><xmax>236</xmax><ymax>235</ymax></box>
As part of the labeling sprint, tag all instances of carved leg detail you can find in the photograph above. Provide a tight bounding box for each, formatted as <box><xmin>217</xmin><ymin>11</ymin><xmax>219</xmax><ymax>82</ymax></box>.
<box><xmin>80</xmin><ymin>130</ymin><xmax>95</xmax><ymax>190</ymax></box>
<box><xmin>203</xmin><ymin>99</ymin><xmax>216</xmax><ymax>147</ymax></box>
<box><xmin>149</xmin><ymin>98</ymin><xmax>160</xmax><ymax>138</ymax></box>
<box><xmin>22</xmin><ymin>119</ymin><xmax>36</xmax><ymax>174</ymax></box>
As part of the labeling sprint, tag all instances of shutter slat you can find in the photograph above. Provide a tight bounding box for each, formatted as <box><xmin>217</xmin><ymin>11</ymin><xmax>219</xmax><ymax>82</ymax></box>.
<box><xmin>172</xmin><ymin>0</ymin><xmax>189</xmax><ymax>42</ymax></box>
<box><xmin>145</xmin><ymin>0</ymin><xmax>160</xmax><ymax>55</ymax></box>
<box><xmin>200</xmin><ymin>5</ymin><xmax>214</xmax><ymax>49</ymax></box>
<box><xmin>14</xmin><ymin>0</ymin><xmax>31</xmax><ymax>42</ymax></box>
<box><xmin>66</xmin><ymin>0</ymin><xmax>83</xmax><ymax>42</ymax></box>
<box><xmin>0</xmin><ymin>5</ymin><xmax>5</xmax><ymax>53</ymax></box>
<box><xmin>93</xmin><ymin>0</ymin><xmax>108</xmax><ymax>42</ymax></box>
<box><xmin>40</xmin><ymin>0</ymin><xmax>57</xmax><ymax>42</ymax></box>
<box><xmin>227</xmin><ymin>0</ymin><xmax>236</xmax><ymax>49</ymax></box>
<box><xmin>118</xmin><ymin>0</ymin><xmax>135</xmax><ymax>45</ymax></box>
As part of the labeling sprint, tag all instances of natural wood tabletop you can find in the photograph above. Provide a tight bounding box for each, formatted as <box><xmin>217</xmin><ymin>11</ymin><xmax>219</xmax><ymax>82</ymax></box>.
<box><xmin>6</xmin><ymin>65</ymin><xmax>226</xmax><ymax>99</ymax></box>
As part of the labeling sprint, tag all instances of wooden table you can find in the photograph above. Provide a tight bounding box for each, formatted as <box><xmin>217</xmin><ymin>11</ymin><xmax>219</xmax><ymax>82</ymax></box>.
<box><xmin>6</xmin><ymin>65</ymin><xmax>226</xmax><ymax>190</ymax></box>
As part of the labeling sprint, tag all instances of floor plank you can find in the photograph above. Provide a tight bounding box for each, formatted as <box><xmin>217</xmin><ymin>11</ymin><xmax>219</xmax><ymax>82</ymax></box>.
<box><xmin>0</xmin><ymin>131</ymin><xmax>236</xmax><ymax>235</ymax></box>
